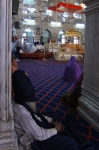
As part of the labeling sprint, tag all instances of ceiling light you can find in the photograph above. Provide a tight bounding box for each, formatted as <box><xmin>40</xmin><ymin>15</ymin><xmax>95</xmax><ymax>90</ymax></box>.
<box><xmin>51</xmin><ymin>21</ymin><xmax>61</xmax><ymax>25</ymax></box>
<box><xmin>22</xmin><ymin>10</ymin><xmax>28</xmax><ymax>14</ymax></box>
<box><xmin>28</xmin><ymin>8</ymin><xmax>36</xmax><ymax>13</ymax></box>
<box><xmin>75</xmin><ymin>23</ymin><xmax>85</xmax><ymax>29</ymax></box>
<box><xmin>25</xmin><ymin>28</ymin><xmax>32</xmax><ymax>32</ymax></box>
<box><xmin>59</xmin><ymin>31</ymin><xmax>64</xmax><ymax>34</ymax></box>
<box><xmin>43</xmin><ymin>0</ymin><xmax>48</xmax><ymax>2</ymax></box>
<box><xmin>80</xmin><ymin>3</ymin><xmax>87</xmax><ymax>9</ymax></box>
<box><xmin>63</xmin><ymin>12</ymin><xmax>69</xmax><ymax>18</ymax></box>
<box><xmin>49</xmin><ymin>21</ymin><xmax>63</xmax><ymax>27</ymax></box>
<box><xmin>23</xmin><ymin>19</ymin><xmax>37</xmax><ymax>25</ymax></box>
<box><xmin>73</xmin><ymin>13</ymin><xmax>81</xmax><ymax>19</ymax></box>
<box><xmin>74</xmin><ymin>2</ymin><xmax>80</xmax><ymax>6</ymax></box>
<box><xmin>46</xmin><ymin>10</ymin><xmax>52</xmax><ymax>16</ymax></box>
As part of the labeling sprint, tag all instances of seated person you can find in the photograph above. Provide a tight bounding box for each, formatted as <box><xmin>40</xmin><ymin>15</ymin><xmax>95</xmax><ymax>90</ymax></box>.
<box><xmin>40</xmin><ymin>44</ymin><xmax>45</xmax><ymax>51</ymax></box>
<box><xmin>31</xmin><ymin>44</ymin><xmax>36</xmax><ymax>53</ymax></box>
<box><xmin>37</xmin><ymin>44</ymin><xmax>42</xmax><ymax>50</ymax></box>
<box><xmin>12</xmin><ymin>55</ymin><xmax>36</xmax><ymax>113</ymax></box>
<box><xmin>41</xmin><ymin>42</ymin><xmax>45</xmax><ymax>50</ymax></box>
<box><xmin>60</xmin><ymin>72</ymin><xmax>83</xmax><ymax>113</ymax></box>
<box><xmin>63</xmin><ymin>56</ymin><xmax>81</xmax><ymax>82</ymax></box>
<box><xmin>11</xmin><ymin>56</ymin><xmax>78</xmax><ymax>150</ymax></box>
<box><xmin>36</xmin><ymin>42</ymin><xmax>41</xmax><ymax>51</ymax></box>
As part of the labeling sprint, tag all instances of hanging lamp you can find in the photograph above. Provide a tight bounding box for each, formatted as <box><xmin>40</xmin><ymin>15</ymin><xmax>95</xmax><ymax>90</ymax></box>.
<box><xmin>48</xmin><ymin>0</ymin><xmax>63</xmax><ymax>27</ymax></box>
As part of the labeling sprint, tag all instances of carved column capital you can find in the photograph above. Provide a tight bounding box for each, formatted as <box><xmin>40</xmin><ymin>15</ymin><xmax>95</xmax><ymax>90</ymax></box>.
<box><xmin>0</xmin><ymin>0</ymin><xmax>15</xmax><ymax>149</ymax></box>
<box><xmin>83</xmin><ymin>0</ymin><xmax>94</xmax><ymax>5</ymax></box>
<box><xmin>84</xmin><ymin>0</ymin><xmax>99</xmax><ymax>14</ymax></box>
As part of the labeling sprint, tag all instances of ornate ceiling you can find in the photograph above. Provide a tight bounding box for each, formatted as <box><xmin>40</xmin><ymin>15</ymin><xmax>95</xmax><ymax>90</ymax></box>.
<box><xmin>12</xmin><ymin>0</ymin><xmax>85</xmax><ymax>31</ymax></box>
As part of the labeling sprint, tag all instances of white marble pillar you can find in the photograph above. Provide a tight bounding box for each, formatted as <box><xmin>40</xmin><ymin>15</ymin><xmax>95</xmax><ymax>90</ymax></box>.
<box><xmin>77</xmin><ymin>0</ymin><xmax>99</xmax><ymax>132</ymax></box>
<box><xmin>0</xmin><ymin>0</ymin><xmax>15</xmax><ymax>149</ymax></box>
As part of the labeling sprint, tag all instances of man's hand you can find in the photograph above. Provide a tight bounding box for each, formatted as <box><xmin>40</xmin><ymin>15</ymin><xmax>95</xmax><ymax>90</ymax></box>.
<box><xmin>55</xmin><ymin>122</ymin><xmax>65</xmax><ymax>133</ymax></box>
<box><xmin>25</xmin><ymin>72</ymin><xmax>28</xmax><ymax>76</ymax></box>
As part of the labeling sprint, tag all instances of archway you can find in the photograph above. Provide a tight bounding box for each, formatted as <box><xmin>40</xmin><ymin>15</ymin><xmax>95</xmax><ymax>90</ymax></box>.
<box><xmin>58</xmin><ymin>30</ymin><xmax>66</xmax><ymax>44</ymax></box>
<box><xmin>41</xmin><ymin>29</ymin><xmax>52</xmax><ymax>44</ymax></box>
<box><xmin>22</xmin><ymin>28</ymin><xmax>35</xmax><ymax>52</ymax></box>
<box><xmin>22</xmin><ymin>28</ymin><xmax>35</xmax><ymax>43</ymax></box>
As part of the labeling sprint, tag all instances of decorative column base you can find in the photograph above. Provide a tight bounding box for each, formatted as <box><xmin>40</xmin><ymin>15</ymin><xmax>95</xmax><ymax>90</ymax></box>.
<box><xmin>77</xmin><ymin>83</ymin><xmax>99</xmax><ymax>132</ymax></box>
<box><xmin>0</xmin><ymin>133</ymin><xmax>15</xmax><ymax>150</ymax></box>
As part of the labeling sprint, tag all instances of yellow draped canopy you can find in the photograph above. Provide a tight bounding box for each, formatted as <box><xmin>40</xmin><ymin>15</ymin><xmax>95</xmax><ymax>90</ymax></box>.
<box><xmin>67</xmin><ymin>29</ymin><xmax>82</xmax><ymax>37</ymax></box>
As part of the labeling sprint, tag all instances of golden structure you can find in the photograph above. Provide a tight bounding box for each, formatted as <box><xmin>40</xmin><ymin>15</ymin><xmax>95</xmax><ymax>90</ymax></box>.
<box><xmin>67</xmin><ymin>29</ymin><xmax>82</xmax><ymax>38</ymax></box>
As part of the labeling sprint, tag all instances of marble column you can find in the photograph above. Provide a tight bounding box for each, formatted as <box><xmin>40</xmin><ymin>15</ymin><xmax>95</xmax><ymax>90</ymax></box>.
<box><xmin>0</xmin><ymin>0</ymin><xmax>15</xmax><ymax>149</ymax></box>
<box><xmin>77</xmin><ymin>0</ymin><xmax>99</xmax><ymax>132</ymax></box>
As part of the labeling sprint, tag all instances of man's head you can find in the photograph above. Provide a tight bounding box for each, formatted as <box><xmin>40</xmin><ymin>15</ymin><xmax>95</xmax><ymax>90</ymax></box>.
<box><xmin>12</xmin><ymin>69</ymin><xmax>36</xmax><ymax>103</ymax></box>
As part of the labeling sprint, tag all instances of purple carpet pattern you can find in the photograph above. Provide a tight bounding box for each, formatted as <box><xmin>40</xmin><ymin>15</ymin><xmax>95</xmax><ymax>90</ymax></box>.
<box><xmin>18</xmin><ymin>58</ymin><xmax>99</xmax><ymax>147</ymax></box>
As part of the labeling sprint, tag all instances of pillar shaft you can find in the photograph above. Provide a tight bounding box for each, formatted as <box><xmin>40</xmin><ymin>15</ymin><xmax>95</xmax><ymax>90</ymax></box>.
<box><xmin>0</xmin><ymin>0</ymin><xmax>15</xmax><ymax>149</ymax></box>
<box><xmin>77</xmin><ymin>0</ymin><xmax>99</xmax><ymax>132</ymax></box>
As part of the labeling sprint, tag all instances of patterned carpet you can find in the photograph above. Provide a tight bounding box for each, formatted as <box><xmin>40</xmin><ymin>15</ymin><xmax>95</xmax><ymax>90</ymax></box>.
<box><xmin>18</xmin><ymin>58</ymin><xmax>99</xmax><ymax>147</ymax></box>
